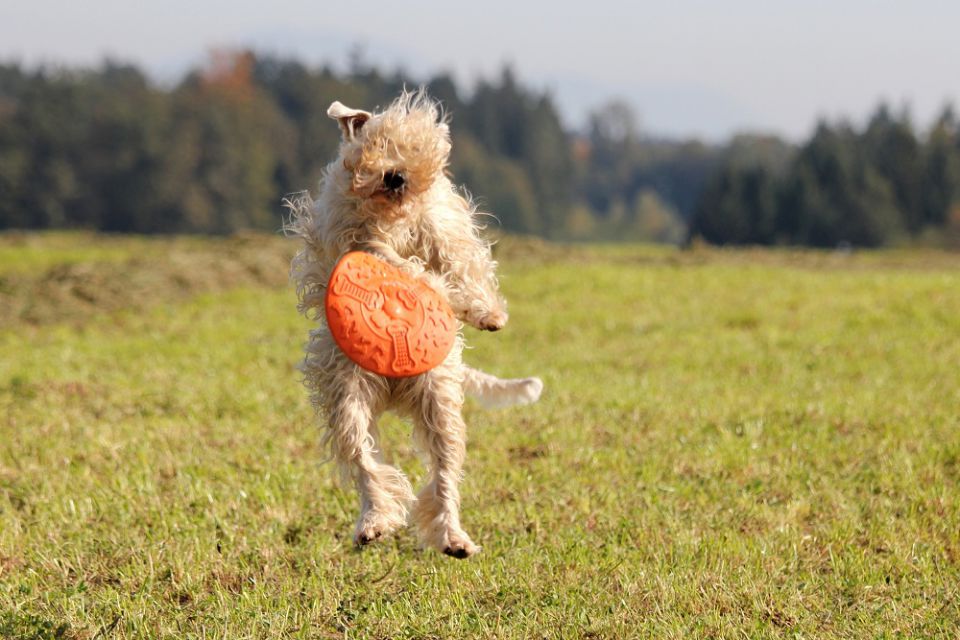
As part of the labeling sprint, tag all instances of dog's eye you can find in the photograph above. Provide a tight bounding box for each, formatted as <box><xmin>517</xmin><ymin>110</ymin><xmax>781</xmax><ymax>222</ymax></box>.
<box><xmin>383</xmin><ymin>171</ymin><xmax>405</xmax><ymax>192</ymax></box>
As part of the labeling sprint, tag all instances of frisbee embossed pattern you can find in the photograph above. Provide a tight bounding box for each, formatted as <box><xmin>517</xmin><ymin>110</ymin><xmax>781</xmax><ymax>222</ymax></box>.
<box><xmin>325</xmin><ymin>251</ymin><xmax>457</xmax><ymax>377</ymax></box>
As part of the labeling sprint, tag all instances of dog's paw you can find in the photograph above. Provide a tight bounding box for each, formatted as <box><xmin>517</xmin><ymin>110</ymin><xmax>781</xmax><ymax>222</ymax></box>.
<box><xmin>412</xmin><ymin>507</ymin><xmax>481</xmax><ymax>558</ymax></box>
<box><xmin>354</xmin><ymin>527</ymin><xmax>384</xmax><ymax>546</ymax></box>
<box><xmin>442</xmin><ymin>532</ymin><xmax>481</xmax><ymax>559</ymax></box>
<box><xmin>353</xmin><ymin>509</ymin><xmax>405</xmax><ymax>547</ymax></box>
<box><xmin>473</xmin><ymin>309</ymin><xmax>508</xmax><ymax>332</ymax></box>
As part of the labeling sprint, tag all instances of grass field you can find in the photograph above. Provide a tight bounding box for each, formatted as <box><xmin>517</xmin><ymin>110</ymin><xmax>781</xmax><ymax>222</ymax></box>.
<box><xmin>1</xmin><ymin>233</ymin><xmax>959</xmax><ymax>639</ymax></box>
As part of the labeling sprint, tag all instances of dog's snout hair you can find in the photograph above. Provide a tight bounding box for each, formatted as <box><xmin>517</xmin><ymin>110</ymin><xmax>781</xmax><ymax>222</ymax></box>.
<box><xmin>287</xmin><ymin>89</ymin><xmax>542</xmax><ymax>558</ymax></box>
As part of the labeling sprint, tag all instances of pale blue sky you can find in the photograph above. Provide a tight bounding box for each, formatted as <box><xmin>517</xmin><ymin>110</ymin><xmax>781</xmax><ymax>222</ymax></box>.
<box><xmin>1</xmin><ymin>0</ymin><xmax>957</xmax><ymax>141</ymax></box>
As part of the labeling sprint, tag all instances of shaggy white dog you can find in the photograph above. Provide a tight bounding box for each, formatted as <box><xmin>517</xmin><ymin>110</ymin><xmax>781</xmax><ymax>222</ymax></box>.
<box><xmin>287</xmin><ymin>90</ymin><xmax>542</xmax><ymax>558</ymax></box>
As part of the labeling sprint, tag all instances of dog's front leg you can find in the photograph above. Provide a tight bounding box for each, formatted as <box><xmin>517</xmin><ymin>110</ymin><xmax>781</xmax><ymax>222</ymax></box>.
<box><xmin>353</xmin><ymin>239</ymin><xmax>455</xmax><ymax>309</ymax></box>
<box><xmin>438</xmin><ymin>247</ymin><xmax>508</xmax><ymax>332</ymax></box>
<box><xmin>440</xmin><ymin>272</ymin><xmax>507</xmax><ymax>332</ymax></box>
<box><xmin>352</xmin><ymin>240</ymin><xmax>421</xmax><ymax>276</ymax></box>
<box><xmin>356</xmin><ymin>235</ymin><xmax>505</xmax><ymax>330</ymax></box>
<box><xmin>461</xmin><ymin>296</ymin><xmax>508</xmax><ymax>332</ymax></box>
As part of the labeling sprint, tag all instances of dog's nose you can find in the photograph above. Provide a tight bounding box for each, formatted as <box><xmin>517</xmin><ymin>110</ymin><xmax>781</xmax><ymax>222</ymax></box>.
<box><xmin>383</xmin><ymin>171</ymin><xmax>405</xmax><ymax>192</ymax></box>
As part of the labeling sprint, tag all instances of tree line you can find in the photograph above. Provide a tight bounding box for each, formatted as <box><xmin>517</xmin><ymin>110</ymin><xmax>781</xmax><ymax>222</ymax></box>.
<box><xmin>0</xmin><ymin>51</ymin><xmax>713</xmax><ymax>241</ymax></box>
<box><xmin>1</xmin><ymin>51</ymin><xmax>958</xmax><ymax>246</ymax></box>
<box><xmin>691</xmin><ymin>106</ymin><xmax>960</xmax><ymax>247</ymax></box>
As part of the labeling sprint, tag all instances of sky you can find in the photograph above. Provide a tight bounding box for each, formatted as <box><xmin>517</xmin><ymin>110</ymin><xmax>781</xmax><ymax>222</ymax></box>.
<box><xmin>1</xmin><ymin>0</ymin><xmax>958</xmax><ymax>141</ymax></box>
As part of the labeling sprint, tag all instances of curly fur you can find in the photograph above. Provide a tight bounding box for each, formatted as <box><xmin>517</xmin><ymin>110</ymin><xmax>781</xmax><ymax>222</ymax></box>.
<box><xmin>287</xmin><ymin>89</ymin><xmax>542</xmax><ymax>557</ymax></box>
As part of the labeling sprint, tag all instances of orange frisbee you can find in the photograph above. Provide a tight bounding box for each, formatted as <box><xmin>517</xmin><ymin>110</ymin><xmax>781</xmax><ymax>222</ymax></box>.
<box><xmin>325</xmin><ymin>251</ymin><xmax>457</xmax><ymax>377</ymax></box>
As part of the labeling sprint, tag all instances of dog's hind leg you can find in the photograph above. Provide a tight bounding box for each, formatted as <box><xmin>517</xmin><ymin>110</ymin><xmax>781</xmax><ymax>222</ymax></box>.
<box><xmin>326</xmin><ymin>375</ymin><xmax>414</xmax><ymax>546</ymax></box>
<box><xmin>410</xmin><ymin>364</ymin><xmax>480</xmax><ymax>558</ymax></box>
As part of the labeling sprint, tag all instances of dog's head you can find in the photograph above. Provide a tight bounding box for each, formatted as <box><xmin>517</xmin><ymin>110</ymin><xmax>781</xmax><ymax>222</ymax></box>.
<box><xmin>328</xmin><ymin>90</ymin><xmax>451</xmax><ymax>215</ymax></box>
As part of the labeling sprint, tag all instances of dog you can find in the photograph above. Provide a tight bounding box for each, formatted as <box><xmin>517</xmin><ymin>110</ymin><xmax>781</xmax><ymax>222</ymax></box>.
<box><xmin>287</xmin><ymin>90</ymin><xmax>542</xmax><ymax>558</ymax></box>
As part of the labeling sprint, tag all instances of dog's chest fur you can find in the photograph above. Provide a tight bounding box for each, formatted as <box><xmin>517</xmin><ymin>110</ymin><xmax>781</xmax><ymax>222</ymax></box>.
<box><xmin>338</xmin><ymin>181</ymin><xmax>451</xmax><ymax>275</ymax></box>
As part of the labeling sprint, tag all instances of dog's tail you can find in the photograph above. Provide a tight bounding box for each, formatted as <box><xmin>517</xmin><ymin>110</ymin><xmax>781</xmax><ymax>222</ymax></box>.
<box><xmin>463</xmin><ymin>366</ymin><xmax>543</xmax><ymax>409</ymax></box>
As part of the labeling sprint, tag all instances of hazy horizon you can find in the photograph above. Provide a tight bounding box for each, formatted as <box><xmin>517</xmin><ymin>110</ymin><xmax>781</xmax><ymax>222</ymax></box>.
<box><xmin>2</xmin><ymin>0</ymin><xmax>958</xmax><ymax>142</ymax></box>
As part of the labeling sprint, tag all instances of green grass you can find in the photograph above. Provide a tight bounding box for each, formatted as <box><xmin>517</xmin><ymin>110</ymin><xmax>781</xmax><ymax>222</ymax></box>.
<box><xmin>0</xmin><ymin>232</ymin><xmax>152</xmax><ymax>275</ymax></box>
<box><xmin>1</xmin><ymin>235</ymin><xmax>959</xmax><ymax>638</ymax></box>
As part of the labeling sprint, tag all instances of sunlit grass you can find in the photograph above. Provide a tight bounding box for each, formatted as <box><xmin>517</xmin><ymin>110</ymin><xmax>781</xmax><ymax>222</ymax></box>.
<box><xmin>1</xmin><ymin>236</ymin><xmax>959</xmax><ymax>638</ymax></box>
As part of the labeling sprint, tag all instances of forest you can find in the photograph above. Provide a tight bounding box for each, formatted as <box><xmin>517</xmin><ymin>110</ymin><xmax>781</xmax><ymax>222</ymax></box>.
<box><xmin>1</xmin><ymin>50</ymin><xmax>958</xmax><ymax>247</ymax></box>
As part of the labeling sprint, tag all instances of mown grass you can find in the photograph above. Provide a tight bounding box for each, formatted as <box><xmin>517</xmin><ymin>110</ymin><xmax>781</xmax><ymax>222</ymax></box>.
<box><xmin>1</xmin><ymin>234</ymin><xmax>959</xmax><ymax>638</ymax></box>
<box><xmin>0</xmin><ymin>232</ymin><xmax>291</xmax><ymax>329</ymax></box>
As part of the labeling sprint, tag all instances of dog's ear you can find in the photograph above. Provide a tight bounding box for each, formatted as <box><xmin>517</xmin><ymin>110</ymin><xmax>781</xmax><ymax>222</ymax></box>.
<box><xmin>328</xmin><ymin>101</ymin><xmax>371</xmax><ymax>140</ymax></box>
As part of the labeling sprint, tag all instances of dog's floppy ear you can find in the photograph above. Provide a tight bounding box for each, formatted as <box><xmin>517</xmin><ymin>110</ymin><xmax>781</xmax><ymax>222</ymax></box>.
<box><xmin>328</xmin><ymin>101</ymin><xmax>371</xmax><ymax>140</ymax></box>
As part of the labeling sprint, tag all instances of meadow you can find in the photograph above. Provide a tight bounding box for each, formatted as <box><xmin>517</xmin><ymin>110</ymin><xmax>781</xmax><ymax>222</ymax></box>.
<box><xmin>1</xmin><ymin>233</ymin><xmax>958</xmax><ymax>639</ymax></box>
